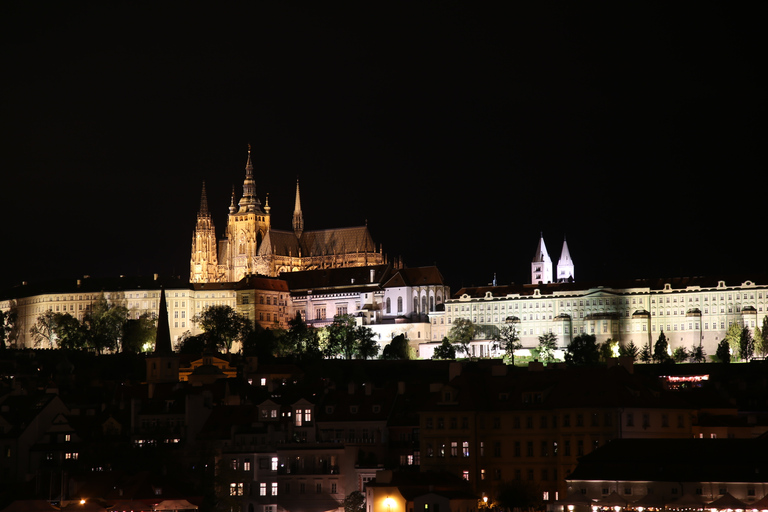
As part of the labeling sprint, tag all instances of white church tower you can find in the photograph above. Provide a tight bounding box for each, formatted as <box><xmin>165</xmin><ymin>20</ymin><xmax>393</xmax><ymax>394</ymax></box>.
<box><xmin>531</xmin><ymin>233</ymin><xmax>553</xmax><ymax>284</ymax></box>
<box><xmin>556</xmin><ymin>236</ymin><xmax>575</xmax><ymax>282</ymax></box>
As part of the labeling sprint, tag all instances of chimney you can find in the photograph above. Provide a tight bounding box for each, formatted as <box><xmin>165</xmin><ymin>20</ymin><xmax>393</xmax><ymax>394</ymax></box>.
<box><xmin>370</xmin><ymin>268</ymin><xmax>376</xmax><ymax>283</ymax></box>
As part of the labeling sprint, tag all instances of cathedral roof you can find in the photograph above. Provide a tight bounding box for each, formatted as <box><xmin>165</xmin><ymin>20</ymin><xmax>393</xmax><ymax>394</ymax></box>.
<box><xmin>258</xmin><ymin>226</ymin><xmax>377</xmax><ymax>259</ymax></box>
<box><xmin>299</xmin><ymin>226</ymin><xmax>377</xmax><ymax>255</ymax></box>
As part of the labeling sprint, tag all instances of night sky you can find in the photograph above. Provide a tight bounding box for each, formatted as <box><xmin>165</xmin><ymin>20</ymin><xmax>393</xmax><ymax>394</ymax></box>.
<box><xmin>1</xmin><ymin>3</ymin><xmax>763</xmax><ymax>293</ymax></box>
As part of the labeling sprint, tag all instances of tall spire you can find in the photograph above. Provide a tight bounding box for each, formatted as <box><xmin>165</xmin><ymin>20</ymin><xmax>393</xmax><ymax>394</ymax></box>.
<box><xmin>238</xmin><ymin>144</ymin><xmax>262</xmax><ymax>212</ymax></box>
<box><xmin>199</xmin><ymin>181</ymin><xmax>210</xmax><ymax>216</ymax></box>
<box><xmin>531</xmin><ymin>232</ymin><xmax>553</xmax><ymax>284</ymax></box>
<box><xmin>292</xmin><ymin>178</ymin><xmax>304</xmax><ymax>238</ymax></box>
<box><xmin>154</xmin><ymin>288</ymin><xmax>173</xmax><ymax>355</ymax></box>
<box><xmin>557</xmin><ymin>236</ymin><xmax>575</xmax><ymax>282</ymax></box>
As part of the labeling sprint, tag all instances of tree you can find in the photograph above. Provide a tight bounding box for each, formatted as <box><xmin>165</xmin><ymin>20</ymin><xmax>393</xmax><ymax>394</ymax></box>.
<box><xmin>194</xmin><ymin>304</ymin><xmax>250</xmax><ymax>353</ymax></box>
<box><xmin>754</xmin><ymin>326</ymin><xmax>765</xmax><ymax>359</ymax></box>
<box><xmin>653</xmin><ymin>330</ymin><xmax>670</xmax><ymax>363</ymax></box>
<box><xmin>565</xmin><ymin>333</ymin><xmax>599</xmax><ymax>366</ymax></box>
<box><xmin>53</xmin><ymin>312</ymin><xmax>87</xmax><ymax>350</ymax></box>
<box><xmin>689</xmin><ymin>344</ymin><xmax>706</xmax><ymax>363</ymax></box>
<box><xmin>620</xmin><ymin>340</ymin><xmax>640</xmax><ymax>361</ymax></box>
<box><xmin>672</xmin><ymin>346</ymin><xmax>689</xmax><ymax>363</ymax></box>
<box><xmin>598</xmin><ymin>340</ymin><xmax>616</xmax><ymax>363</ymax></box>
<box><xmin>759</xmin><ymin>316</ymin><xmax>768</xmax><ymax>357</ymax></box>
<box><xmin>381</xmin><ymin>333</ymin><xmax>410</xmax><ymax>360</ymax></box>
<box><xmin>0</xmin><ymin>308</ymin><xmax>17</xmax><ymax>350</ymax></box>
<box><xmin>355</xmin><ymin>325</ymin><xmax>380</xmax><ymax>359</ymax></box>
<box><xmin>492</xmin><ymin>324</ymin><xmax>521</xmax><ymax>364</ymax></box>
<box><xmin>83</xmin><ymin>293</ymin><xmax>128</xmax><ymax>354</ymax></box>
<box><xmin>537</xmin><ymin>331</ymin><xmax>558</xmax><ymax>363</ymax></box>
<box><xmin>122</xmin><ymin>312</ymin><xmax>157</xmax><ymax>353</ymax></box>
<box><xmin>432</xmin><ymin>338</ymin><xmax>456</xmax><ymax>359</ymax></box>
<box><xmin>30</xmin><ymin>310</ymin><xmax>57</xmax><ymax>348</ymax></box>
<box><xmin>639</xmin><ymin>342</ymin><xmax>652</xmax><ymax>363</ymax></box>
<box><xmin>739</xmin><ymin>326</ymin><xmax>754</xmax><ymax>361</ymax></box>
<box><xmin>716</xmin><ymin>339</ymin><xmax>731</xmax><ymax>363</ymax></box>
<box><xmin>724</xmin><ymin>322</ymin><xmax>742</xmax><ymax>358</ymax></box>
<box><xmin>177</xmin><ymin>331</ymin><xmax>209</xmax><ymax>354</ymax></box>
<box><xmin>447</xmin><ymin>318</ymin><xmax>477</xmax><ymax>356</ymax></box>
<box><xmin>281</xmin><ymin>312</ymin><xmax>322</xmax><ymax>360</ymax></box>
<box><xmin>343</xmin><ymin>491</ymin><xmax>366</xmax><ymax>512</ymax></box>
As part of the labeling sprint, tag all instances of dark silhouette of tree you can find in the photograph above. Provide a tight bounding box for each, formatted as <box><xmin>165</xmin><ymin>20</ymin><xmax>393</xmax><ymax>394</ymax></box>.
<box><xmin>83</xmin><ymin>293</ymin><xmax>128</xmax><ymax>354</ymax></box>
<box><xmin>343</xmin><ymin>491</ymin><xmax>366</xmax><ymax>512</ymax></box>
<box><xmin>492</xmin><ymin>324</ymin><xmax>521</xmax><ymax>363</ymax></box>
<box><xmin>54</xmin><ymin>312</ymin><xmax>87</xmax><ymax>350</ymax></box>
<box><xmin>739</xmin><ymin>326</ymin><xmax>754</xmax><ymax>361</ymax></box>
<box><xmin>0</xmin><ymin>308</ymin><xmax>17</xmax><ymax>350</ymax></box>
<box><xmin>381</xmin><ymin>333</ymin><xmax>410</xmax><ymax>360</ymax></box>
<box><xmin>672</xmin><ymin>346</ymin><xmax>688</xmax><ymax>363</ymax></box>
<box><xmin>432</xmin><ymin>338</ymin><xmax>456</xmax><ymax>359</ymax></box>
<box><xmin>537</xmin><ymin>331</ymin><xmax>558</xmax><ymax>363</ymax></box>
<box><xmin>325</xmin><ymin>314</ymin><xmax>380</xmax><ymax>359</ymax></box>
<box><xmin>447</xmin><ymin>317</ymin><xmax>477</xmax><ymax>356</ymax></box>
<box><xmin>281</xmin><ymin>312</ymin><xmax>322</xmax><ymax>360</ymax></box>
<box><xmin>565</xmin><ymin>333</ymin><xmax>599</xmax><ymax>366</ymax></box>
<box><xmin>495</xmin><ymin>480</ymin><xmax>541</xmax><ymax>511</ymax></box>
<box><xmin>122</xmin><ymin>312</ymin><xmax>157</xmax><ymax>353</ymax></box>
<box><xmin>193</xmin><ymin>304</ymin><xmax>250</xmax><ymax>353</ymax></box>
<box><xmin>653</xmin><ymin>330</ymin><xmax>670</xmax><ymax>363</ymax></box>
<box><xmin>689</xmin><ymin>344</ymin><xmax>706</xmax><ymax>363</ymax></box>
<box><xmin>716</xmin><ymin>339</ymin><xmax>731</xmax><ymax>363</ymax></box>
<box><xmin>620</xmin><ymin>340</ymin><xmax>639</xmax><ymax>361</ymax></box>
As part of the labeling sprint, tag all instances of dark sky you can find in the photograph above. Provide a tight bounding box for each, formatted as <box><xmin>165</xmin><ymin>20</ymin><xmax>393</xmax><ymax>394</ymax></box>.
<box><xmin>1</xmin><ymin>3</ymin><xmax>764</xmax><ymax>293</ymax></box>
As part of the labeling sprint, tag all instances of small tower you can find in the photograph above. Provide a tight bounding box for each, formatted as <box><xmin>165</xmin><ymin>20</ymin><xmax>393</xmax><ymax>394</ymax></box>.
<box><xmin>292</xmin><ymin>179</ymin><xmax>304</xmax><ymax>238</ymax></box>
<box><xmin>190</xmin><ymin>181</ymin><xmax>219</xmax><ymax>283</ymax></box>
<box><xmin>557</xmin><ymin>236</ymin><xmax>575</xmax><ymax>282</ymax></box>
<box><xmin>531</xmin><ymin>233</ymin><xmax>553</xmax><ymax>284</ymax></box>
<box><xmin>146</xmin><ymin>288</ymin><xmax>179</xmax><ymax>384</ymax></box>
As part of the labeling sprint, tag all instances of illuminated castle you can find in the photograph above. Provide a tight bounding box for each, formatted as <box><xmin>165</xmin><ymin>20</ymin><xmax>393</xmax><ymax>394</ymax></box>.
<box><xmin>190</xmin><ymin>146</ymin><xmax>385</xmax><ymax>283</ymax></box>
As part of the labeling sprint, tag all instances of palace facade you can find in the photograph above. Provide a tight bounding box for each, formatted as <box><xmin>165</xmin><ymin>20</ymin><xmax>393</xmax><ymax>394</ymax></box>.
<box><xmin>433</xmin><ymin>234</ymin><xmax>768</xmax><ymax>359</ymax></box>
<box><xmin>190</xmin><ymin>146</ymin><xmax>385</xmax><ymax>283</ymax></box>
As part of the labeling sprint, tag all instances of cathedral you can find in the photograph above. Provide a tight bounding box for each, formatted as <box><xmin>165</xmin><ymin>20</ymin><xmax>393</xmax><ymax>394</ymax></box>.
<box><xmin>190</xmin><ymin>146</ymin><xmax>385</xmax><ymax>283</ymax></box>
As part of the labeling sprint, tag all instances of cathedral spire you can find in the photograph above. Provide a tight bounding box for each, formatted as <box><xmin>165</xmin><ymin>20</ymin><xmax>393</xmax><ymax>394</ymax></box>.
<box><xmin>238</xmin><ymin>144</ymin><xmax>262</xmax><ymax>212</ymax></box>
<box><xmin>292</xmin><ymin>178</ymin><xmax>304</xmax><ymax>238</ymax></box>
<box><xmin>198</xmin><ymin>181</ymin><xmax>210</xmax><ymax>216</ymax></box>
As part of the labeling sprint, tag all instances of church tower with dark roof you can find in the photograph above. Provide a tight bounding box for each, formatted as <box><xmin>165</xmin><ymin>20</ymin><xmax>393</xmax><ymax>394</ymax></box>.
<box><xmin>146</xmin><ymin>288</ymin><xmax>179</xmax><ymax>384</ymax></box>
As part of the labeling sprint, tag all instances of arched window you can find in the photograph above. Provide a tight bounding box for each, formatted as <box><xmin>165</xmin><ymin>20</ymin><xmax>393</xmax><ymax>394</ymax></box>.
<box><xmin>397</xmin><ymin>296</ymin><xmax>403</xmax><ymax>313</ymax></box>
<box><xmin>386</xmin><ymin>298</ymin><xmax>391</xmax><ymax>314</ymax></box>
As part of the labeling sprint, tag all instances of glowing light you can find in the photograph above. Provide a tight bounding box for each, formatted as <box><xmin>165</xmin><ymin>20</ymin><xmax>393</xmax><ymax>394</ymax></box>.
<box><xmin>80</xmin><ymin>500</ymin><xmax>86</xmax><ymax>505</ymax></box>
<box><xmin>384</xmin><ymin>497</ymin><xmax>396</xmax><ymax>511</ymax></box>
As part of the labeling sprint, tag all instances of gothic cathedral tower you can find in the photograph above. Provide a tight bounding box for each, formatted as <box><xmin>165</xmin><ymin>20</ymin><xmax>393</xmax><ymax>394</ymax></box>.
<box><xmin>190</xmin><ymin>182</ymin><xmax>220</xmax><ymax>283</ymax></box>
<box><xmin>222</xmin><ymin>145</ymin><xmax>271</xmax><ymax>282</ymax></box>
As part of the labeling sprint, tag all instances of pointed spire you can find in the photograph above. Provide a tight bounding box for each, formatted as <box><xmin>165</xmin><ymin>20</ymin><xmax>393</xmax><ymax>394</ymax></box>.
<box><xmin>198</xmin><ymin>181</ymin><xmax>210</xmax><ymax>216</ymax></box>
<box><xmin>557</xmin><ymin>235</ymin><xmax>575</xmax><ymax>282</ymax></box>
<box><xmin>229</xmin><ymin>185</ymin><xmax>236</xmax><ymax>213</ymax></box>
<box><xmin>154</xmin><ymin>288</ymin><xmax>173</xmax><ymax>355</ymax></box>
<box><xmin>292</xmin><ymin>178</ymin><xmax>304</xmax><ymax>238</ymax></box>
<box><xmin>238</xmin><ymin>144</ymin><xmax>262</xmax><ymax>212</ymax></box>
<box><xmin>533</xmin><ymin>232</ymin><xmax>552</xmax><ymax>263</ymax></box>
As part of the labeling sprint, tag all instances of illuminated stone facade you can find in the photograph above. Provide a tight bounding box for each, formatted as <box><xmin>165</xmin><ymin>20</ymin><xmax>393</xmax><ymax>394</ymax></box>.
<box><xmin>441</xmin><ymin>276</ymin><xmax>768</xmax><ymax>359</ymax></box>
<box><xmin>190</xmin><ymin>146</ymin><xmax>385</xmax><ymax>283</ymax></box>
<box><xmin>2</xmin><ymin>276</ymin><xmax>237</xmax><ymax>349</ymax></box>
